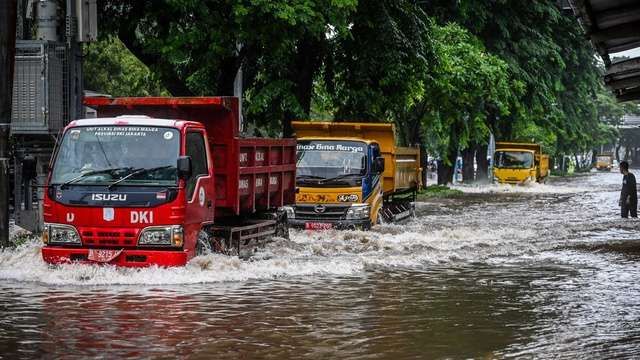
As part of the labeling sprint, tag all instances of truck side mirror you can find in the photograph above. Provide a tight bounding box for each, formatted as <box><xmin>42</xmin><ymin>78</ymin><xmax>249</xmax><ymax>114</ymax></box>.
<box><xmin>22</xmin><ymin>155</ymin><xmax>37</xmax><ymax>180</ymax></box>
<box><xmin>374</xmin><ymin>157</ymin><xmax>385</xmax><ymax>174</ymax></box>
<box><xmin>177</xmin><ymin>156</ymin><xmax>192</xmax><ymax>179</ymax></box>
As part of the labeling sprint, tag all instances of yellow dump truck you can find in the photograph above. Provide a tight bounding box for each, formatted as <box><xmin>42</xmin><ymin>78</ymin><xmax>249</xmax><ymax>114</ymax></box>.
<box><xmin>493</xmin><ymin>142</ymin><xmax>549</xmax><ymax>184</ymax></box>
<box><xmin>595</xmin><ymin>154</ymin><xmax>613</xmax><ymax>171</ymax></box>
<box><xmin>284</xmin><ymin>121</ymin><xmax>421</xmax><ymax>230</ymax></box>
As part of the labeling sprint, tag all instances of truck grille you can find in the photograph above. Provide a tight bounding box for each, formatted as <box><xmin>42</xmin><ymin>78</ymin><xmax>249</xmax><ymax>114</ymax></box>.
<box><xmin>294</xmin><ymin>204</ymin><xmax>349</xmax><ymax>221</ymax></box>
<box><xmin>80</xmin><ymin>229</ymin><xmax>138</xmax><ymax>247</ymax></box>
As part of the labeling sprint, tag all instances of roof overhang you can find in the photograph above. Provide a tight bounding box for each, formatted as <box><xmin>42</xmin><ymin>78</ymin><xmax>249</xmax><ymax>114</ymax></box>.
<box><xmin>570</xmin><ymin>0</ymin><xmax>640</xmax><ymax>101</ymax></box>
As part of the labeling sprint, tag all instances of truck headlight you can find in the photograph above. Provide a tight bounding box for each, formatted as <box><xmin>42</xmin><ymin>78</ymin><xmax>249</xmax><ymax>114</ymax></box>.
<box><xmin>282</xmin><ymin>205</ymin><xmax>295</xmax><ymax>220</ymax></box>
<box><xmin>138</xmin><ymin>226</ymin><xmax>183</xmax><ymax>247</ymax></box>
<box><xmin>346</xmin><ymin>204</ymin><xmax>370</xmax><ymax>220</ymax></box>
<box><xmin>44</xmin><ymin>223</ymin><xmax>81</xmax><ymax>245</ymax></box>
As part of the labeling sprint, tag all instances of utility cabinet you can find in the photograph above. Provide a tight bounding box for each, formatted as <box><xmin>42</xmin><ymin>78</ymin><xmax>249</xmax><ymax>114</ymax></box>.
<box><xmin>11</xmin><ymin>40</ymin><xmax>68</xmax><ymax>135</ymax></box>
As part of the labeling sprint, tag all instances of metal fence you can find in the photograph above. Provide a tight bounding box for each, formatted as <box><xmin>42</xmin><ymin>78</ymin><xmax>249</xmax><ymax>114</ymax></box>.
<box><xmin>11</xmin><ymin>40</ymin><xmax>68</xmax><ymax>134</ymax></box>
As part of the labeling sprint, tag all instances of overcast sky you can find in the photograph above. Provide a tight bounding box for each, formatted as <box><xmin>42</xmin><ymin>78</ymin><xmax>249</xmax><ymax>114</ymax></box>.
<box><xmin>611</xmin><ymin>47</ymin><xmax>640</xmax><ymax>59</ymax></box>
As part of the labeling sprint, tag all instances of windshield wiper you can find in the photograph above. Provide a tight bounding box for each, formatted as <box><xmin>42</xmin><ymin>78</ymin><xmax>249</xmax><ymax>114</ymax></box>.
<box><xmin>320</xmin><ymin>173</ymin><xmax>361</xmax><ymax>184</ymax></box>
<box><xmin>296</xmin><ymin>174</ymin><xmax>325</xmax><ymax>184</ymax></box>
<box><xmin>296</xmin><ymin>174</ymin><xmax>325</xmax><ymax>180</ymax></box>
<box><xmin>108</xmin><ymin>165</ymin><xmax>175</xmax><ymax>190</ymax></box>
<box><xmin>60</xmin><ymin>167</ymin><xmax>134</xmax><ymax>189</ymax></box>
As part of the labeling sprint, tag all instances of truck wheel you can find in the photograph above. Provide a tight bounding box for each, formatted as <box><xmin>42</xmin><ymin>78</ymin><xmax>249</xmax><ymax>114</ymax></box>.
<box><xmin>196</xmin><ymin>230</ymin><xmax>212</xmax><ymax>256</ymax></box>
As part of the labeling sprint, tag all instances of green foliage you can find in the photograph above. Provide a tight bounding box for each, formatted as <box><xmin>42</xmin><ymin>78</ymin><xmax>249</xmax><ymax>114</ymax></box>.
<box><xmin>90</xmin><ymin>0</ymin><xmax>634</xmax><ymax>169</ymax></box>
<box><xmin>420</xmin><ymin>23</ymin><xmax>514</xmax><ymax>164</ymax></box>
<box><xmin>83</xmin><ymin>36</ymin><xmax>169</xmax><ymax>96</ymax></box>
<box><xmin>98</xmin><ymin>0</ymin><xmax>357</xmax><ymax>135</ymax></box>
<box><xmin>417</xmin><ymin>185</ymin><xmax>463</xmax><ymax>199</ymax></box>
<box><xmin>421</xmin><ymin>0</ymin><xmax>631</xmax><ymax>162</ymax></box>
<box><xmin>327</xmin><ymin>0</ymin><xmax>433</xmax><ymax>121</ymax></box>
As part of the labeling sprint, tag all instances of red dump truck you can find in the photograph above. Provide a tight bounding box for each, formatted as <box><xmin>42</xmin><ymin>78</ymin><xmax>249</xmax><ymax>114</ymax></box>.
<box><xmin>40</xmin><ymin>97</ymin><xmax>296</xmax><ymax>267</ymax></box>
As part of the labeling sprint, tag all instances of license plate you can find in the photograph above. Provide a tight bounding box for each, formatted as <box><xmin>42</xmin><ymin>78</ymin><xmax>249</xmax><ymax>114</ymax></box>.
<box><xmin>305</xmin><ymin>222</ymin><xmax>333</xmax><ymax>230</ymax></box>
<box><xmin>87</xmin><ymin>249</ymin><xmax>123</xmax><ymax>263</ymax></box>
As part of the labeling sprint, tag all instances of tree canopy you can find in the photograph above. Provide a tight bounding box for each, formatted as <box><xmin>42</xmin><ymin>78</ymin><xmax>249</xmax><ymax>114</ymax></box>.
<box><xmin>85</xmin><ymin>0</ymin><xmax>637</xmax><ymax>182</ymax></box>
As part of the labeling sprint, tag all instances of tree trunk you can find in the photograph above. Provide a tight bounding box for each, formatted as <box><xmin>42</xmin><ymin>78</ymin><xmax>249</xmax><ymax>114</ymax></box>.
<box><xmin>283</xmin><ymin>33</ymin><xmax>323</xmax><ymax>137</ymax></box>
<box><xmin>437</xmin><ymin>160</ymin><xmax>453</xmax><ymax>185</ymax></box>
<box><xmin>461</xmin><ymin>147</ymin><xmax>475</xmax><ymax>183</ymax></box>
<box><xmin>115</xmin><ymin>3</ymin><xmax>195</xmax><ymax>97</ymax></box>
<box><xmin>475</xmin><ymin>144</ymin><xmax>489</xmax><ymax>182</ymax></box>
<box><xmin>616</xmin><ymin>144</ymin><xmax>621</xmax><ymax>161</ymax></box>
<box><xmin>438</xmin><ymin>146</ymin><xmax>458</xmax><ymax>185</ymax></box>
<box><xmin>419</xmin><ymin>142</ymin><xmax>428</xmax><ymax>188</ymax></box>
<box><xmin>406</xmin><ymin>120</ymin><xmax>428</xmax><ymax>189</ymax></box>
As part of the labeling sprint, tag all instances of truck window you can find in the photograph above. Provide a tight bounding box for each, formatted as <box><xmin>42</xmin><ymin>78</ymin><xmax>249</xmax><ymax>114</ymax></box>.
<box><xmin>494</xmin><ymin>151</ymin><xmax>533</xmax><ymax>169</ymax></box>
<box><xmin>49</xmin><ymin>126</ymin><xmax>180</xmax><ymax>186</ymax></box>
<box><xmin>296</xmin><ymin>140</ymin><xmax>367</xmax><ymax>184</ymax></box>
<box><xmin>185</xmin><ymin>132</ymin><xmax>209</xmax><ymax>199</ymax></box>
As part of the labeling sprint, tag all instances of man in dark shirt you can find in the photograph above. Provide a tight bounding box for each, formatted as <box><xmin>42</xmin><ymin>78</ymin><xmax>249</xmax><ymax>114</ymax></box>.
<box><xmin>619</xmin><ymin>161</ymin><xmax>637</xmax><ymax>218</ymax></box>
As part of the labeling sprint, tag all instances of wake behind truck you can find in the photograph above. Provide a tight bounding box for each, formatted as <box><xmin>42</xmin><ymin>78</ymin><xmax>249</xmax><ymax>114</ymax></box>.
<box><xmin>285</xmin><ymin>122</ymin><xmax>421</xmax><ymax>230</ymax></box>
<box><xmin>40</xmin><ymin>97</ymin><xmax>296</xmax><ymax>267</ymax></box>
<box><xmin>493</xmin><ymin>142</ymin><xmax>549</xmax><ymax>184</ymax></box>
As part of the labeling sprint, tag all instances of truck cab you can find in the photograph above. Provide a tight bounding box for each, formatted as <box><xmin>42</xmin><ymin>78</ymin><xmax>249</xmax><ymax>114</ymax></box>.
<box><xmin>288</xmin><ymin>138</ymin><xmax>385</xmax><ymax>230</ymax></box>
<box><xmin>595</xmin><ymin>154</ymin><xmax>613</xmax><ymax>171</ymax></box>
<box><xmin>286</xmin><ymin>122</ymin><xmax>421</xmax><ymax>230</ymax></box>
<box><xmin>493</xmin><ymin>142</ymin><xmax>549</xmax><ymax>184</ymax></box>
<box><xmin>41</xmin><ymin>97</ymin><xmax>295</xmax><ymax>267</ymax></box>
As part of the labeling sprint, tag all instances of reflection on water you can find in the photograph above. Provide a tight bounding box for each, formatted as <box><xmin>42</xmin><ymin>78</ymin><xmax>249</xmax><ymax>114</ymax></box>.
<box><xmin>1</xmin><ymin>171</ymin><xmax>640</xmax><ymax>359</ymax></box>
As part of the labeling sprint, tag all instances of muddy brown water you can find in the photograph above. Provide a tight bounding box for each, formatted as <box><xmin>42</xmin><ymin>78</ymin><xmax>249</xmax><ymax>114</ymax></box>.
<box><xmin>1</xmin><ymin>171</ymin><xmax>640</xmax><ymax>359</ymax></box>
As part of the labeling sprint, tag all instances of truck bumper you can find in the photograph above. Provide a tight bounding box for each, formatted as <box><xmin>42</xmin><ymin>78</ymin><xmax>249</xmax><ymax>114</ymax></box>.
<box><xmin>42</xmin><ymin>246</ymin><xmax>189</xmax><ymax>267</ymax></box>
<box><xmin>495</xmin><ymin>177</ymin><xmax>534</xmax><ymax>185</ymax></box>
<box><xmin>289</xmin><ymin>218</ymin><xmax>371</xmax><ymax>231</ymax></box>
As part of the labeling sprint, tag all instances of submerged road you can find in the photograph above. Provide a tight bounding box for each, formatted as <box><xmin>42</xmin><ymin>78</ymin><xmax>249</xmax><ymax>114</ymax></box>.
<box><xmin>1</xmin><ymin>171</ymin><xmax>639</xmax><ymax>359</ymax></box>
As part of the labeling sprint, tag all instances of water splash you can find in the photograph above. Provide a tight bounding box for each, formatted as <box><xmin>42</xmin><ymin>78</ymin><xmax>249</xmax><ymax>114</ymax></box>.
<box><xmin>0</xmin><ymin>220</ymin><xmax>542</xmax><ymax>286</ymax></box>
<box><xmin>0</xmin><ymin>172</ymin><xmax>622</xmax><ymax>287</ymax></box>
<box><xmin>451</xmin><ymin>181</ymin><xmax>592</xmax><ymax>194</ymax></box>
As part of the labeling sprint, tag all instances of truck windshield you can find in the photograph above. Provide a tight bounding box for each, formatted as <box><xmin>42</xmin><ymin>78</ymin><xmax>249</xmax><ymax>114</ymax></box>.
<box><xmin>50</xmin><ymin>126</ymin><xmax>180</xmax><ymax>186</ymax></box>
<box><xmin>495</xmin><ymin>151</ymin><xmax>534</xmax><ymax>169</ymax></box>
<box><xmin>296</xmin><ymin>140</ymin><xmax>367</xmax><ymax>182</ymax></box>
<box><xmin>597</xmin><ymin>156</ymin><xmax>611</xmax><ymax>163</ymax></box>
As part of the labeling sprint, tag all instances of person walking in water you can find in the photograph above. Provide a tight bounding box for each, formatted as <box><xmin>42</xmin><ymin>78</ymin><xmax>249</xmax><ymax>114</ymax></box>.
<box><xmin>619</xmin><ymin>161</ymin><xmax>637</xmax><ymax>218</ymax></box>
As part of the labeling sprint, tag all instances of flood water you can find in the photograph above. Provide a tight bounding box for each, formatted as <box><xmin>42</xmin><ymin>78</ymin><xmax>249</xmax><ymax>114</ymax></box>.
<box><xmin>1</xmin><ymin>171</ymin><xmax>640</xmax><ymax>359</ymax></box>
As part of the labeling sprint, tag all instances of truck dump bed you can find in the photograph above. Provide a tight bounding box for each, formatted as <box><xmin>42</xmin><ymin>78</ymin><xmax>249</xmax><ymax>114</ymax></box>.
<box><xmin>84</xmin><ymin>97</ymin><xmax>296</xmax><ymax>217</ymax></box>
<box><xmin>292</xmin><ymin>121</ymin><xmax>421</xmax><ymax>196</ymax></box>
<box><xmin>495</xmin><ymin>142</ymin><xmax>541</xmax><ymax>153</ymax></box>
<box><xmin>537</xmin><ymin>154</ymin><xmax>550</xmax><ymax>178</ymax></box>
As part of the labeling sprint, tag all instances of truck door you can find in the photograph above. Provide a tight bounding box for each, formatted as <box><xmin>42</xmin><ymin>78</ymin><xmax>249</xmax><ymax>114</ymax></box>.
<box><xmin>184</xmin><ymin>130</ymin><xmax>214</xmax><ymax>254</ymax></box>
<box><xmin>368</xmin><ymin>142</ymin><xmax>384</xmax><ymax>224</ymax></box>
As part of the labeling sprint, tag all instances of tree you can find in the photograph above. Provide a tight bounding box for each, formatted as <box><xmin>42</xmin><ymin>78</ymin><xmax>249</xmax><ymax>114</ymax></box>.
<box><xmin>84</xmin><ymin>36</ymin><xmax>169</xmax><ymax>97</ymax></box>
<box><xmin>326</xmin><ymin>0</ymin><xmax>433</xmax><ymax>123</ymax></box>
<box><xmin>421</xmin><ymin>0</ymin><xmax>620</xmax><ymax>174</ymax></box>
<box><xmin>98</xmin><ymin>0</ymin><xmax>357</xmax><ymax>136</ymax></box>
<box><xmin>420</xmin><ymin>24</ymin><xmax>514</xmax><ymax>184</ymax></box>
